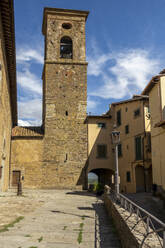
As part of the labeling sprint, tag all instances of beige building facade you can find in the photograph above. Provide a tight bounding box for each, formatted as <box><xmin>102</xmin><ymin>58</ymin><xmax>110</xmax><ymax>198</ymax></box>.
<box><xmin>86</xmin><ymin>116</ymin><xmax>114</xmax><ymax>187</ymax></box>
<box><xmin>109</xmin><ymin>96</ymin><xmax>152</xmax><ymax>193</ymax></box>
<box><xmin>143</xmin><ymin>71</ymin><xmax>165</xmax><ymax>201</ymax></box>
<box><xmin>0</xmin><ymin>0</ymin><xmax>17</xmax><ymax>192</ymax></box>
<box><xmin>86</xmin><ymin>96</ymin><xmax>152</xmax><ymax>193</ymax></box>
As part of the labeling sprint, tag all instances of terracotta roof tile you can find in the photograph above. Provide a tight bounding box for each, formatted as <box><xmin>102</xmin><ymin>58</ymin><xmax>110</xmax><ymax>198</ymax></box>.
<box><xmin>12</xmin><ymin>126</ymin><xmax>44</xmax><ymax>137</ymax></box>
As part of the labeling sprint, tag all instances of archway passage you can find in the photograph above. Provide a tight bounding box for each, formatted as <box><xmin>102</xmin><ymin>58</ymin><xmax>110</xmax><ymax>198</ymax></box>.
<box><xmin>88</xmin><ymin>172</ymin><xmax>98</xmax><ymax>185</ymax></box>
<box><xmin>88</xmin><ymin>168</ymin><xmax>114</xmax><ymax>189</ymax></box>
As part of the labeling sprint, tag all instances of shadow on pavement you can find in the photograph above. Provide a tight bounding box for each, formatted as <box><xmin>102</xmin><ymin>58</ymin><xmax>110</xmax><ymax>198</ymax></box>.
<box><xmin>92</xmin><ymin>201</ymin><xmax>121</xmax><ymax>248</ymax></box>
<box><xmin>66</xmin><ymin>190</ymin><xmax>96</xmax><ymax>197</ymax></box>
<box><xmin>50</xmin><ymin>210</ymin><xmax>93</xmax><ymax>219</ymax></box>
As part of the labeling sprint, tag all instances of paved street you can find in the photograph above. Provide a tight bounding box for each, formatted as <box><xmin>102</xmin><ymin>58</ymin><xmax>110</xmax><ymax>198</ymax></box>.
<box><xmin>0</xmin><ymin>190</ymin><xmax>121</xmax><ymax>248</ymax></box>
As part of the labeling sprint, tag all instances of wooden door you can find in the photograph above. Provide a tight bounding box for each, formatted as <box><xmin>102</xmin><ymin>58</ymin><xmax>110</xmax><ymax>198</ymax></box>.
<box><xmin>12</xmin><ymin>171</ymin><xmax>21</xmax><ymax>186</ymax></box>
<box><xmin>135</xmin><ymin>166</ymin><xmax>145</xmax><ymax>192</ymax></box>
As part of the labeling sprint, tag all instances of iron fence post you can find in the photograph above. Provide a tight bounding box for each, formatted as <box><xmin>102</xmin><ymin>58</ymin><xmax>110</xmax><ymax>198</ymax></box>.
<box><xmin>146</xmin><ymin>217</ymin><xmax>149</xmax><ymax>234</ymax></box>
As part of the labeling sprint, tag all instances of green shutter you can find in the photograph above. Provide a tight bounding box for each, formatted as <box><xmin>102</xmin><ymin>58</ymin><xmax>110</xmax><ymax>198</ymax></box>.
<box><xmin>135</xmin><ymin>136</ymin><xmax>142</xmax><ymax>160</ymax></box>
<box><xmin>117</xmin><ymin>110</ymin><xmax>121</xmax><ymax>126</ymax></box>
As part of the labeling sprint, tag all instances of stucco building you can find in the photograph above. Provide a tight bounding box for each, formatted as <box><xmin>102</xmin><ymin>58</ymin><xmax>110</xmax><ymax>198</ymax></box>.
<box><xmin>108</xmin><ymin>95</ymin><xmax>152</xmax><ymax>193</ymax></box>
<box><xmin>142</xmin><ymin>70</ymin><xmax>165</xmax><ymax>202</ymax></box>
<box><xmin>86</xmin><ymin>115</ymin><xmax>114</xmax><ymax>187</ymax></box>
<box><xmin>86</xmin><ymin>95</ymin><xmax>152</xmax><ymax>194</ymax></box>
<box><xmin>0</xmin><ymin>0</ymin><xmax>17</xmax><ymax>191</ymax></box>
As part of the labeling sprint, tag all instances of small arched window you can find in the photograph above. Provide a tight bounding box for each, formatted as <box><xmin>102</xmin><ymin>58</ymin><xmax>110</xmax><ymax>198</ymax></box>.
<box><xmin>60</xmin><ymin>36</ymin><xmax>72</xmax><ymax>59</ymax></box>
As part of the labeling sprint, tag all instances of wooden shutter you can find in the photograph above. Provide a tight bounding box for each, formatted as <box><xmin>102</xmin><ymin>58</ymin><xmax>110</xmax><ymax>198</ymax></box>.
<box><xmin>135</xmin><ymin>136</ymin><xmax>142</xmax><ymax>160</ymax></box>
<box><xmin>117</xmin><ymin>110</ymin><xmax>121</xmax><ymax>126</ymax></box>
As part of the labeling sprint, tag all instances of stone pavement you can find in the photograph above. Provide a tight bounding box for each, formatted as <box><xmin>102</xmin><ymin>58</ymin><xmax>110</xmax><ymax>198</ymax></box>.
<box><xmin>0</xmin><ymin>190</ymin><xmax>121</xmax><ymax>248</ymax></box>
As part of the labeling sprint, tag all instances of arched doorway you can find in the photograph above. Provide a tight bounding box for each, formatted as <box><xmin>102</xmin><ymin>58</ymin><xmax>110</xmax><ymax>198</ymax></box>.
<box><xmin>88</xmin><ymin>172</ymin><xmax>98</xmax><ymax>185</ymax></box>
<box><xmin>88</xmin><ymin>172</ymin><xmax>98</xmax><ymax>191</ymax></box>
<box><xmin>135</xmin><ymin>165</ymin><xmax>145</xmax><ymax>192</ymax></box>
<box><xmin>88</xmin><ymin>168</ymin><xmax>114</xmax><ymax>189</ymax></box>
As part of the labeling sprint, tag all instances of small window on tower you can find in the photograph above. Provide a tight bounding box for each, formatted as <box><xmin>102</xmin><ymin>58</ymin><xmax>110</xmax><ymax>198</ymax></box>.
<box><xmin>126</xmin><ymin>171</ymin><xmax>131</xmax><ymax>182</ymax></box>
<box><xmin>60</xmin><ymin>36</ymin><xmax>72</xmax><ymax>59</ymax></box>
<box><xmin>62</xmin><ymin>23</ymin><xmax>72</xmax><ymax>30</ymax></box>
<box><xmin>66</xmin><ymin>111</ymin><xmax>68</xmax><ymax>116</ymax></box>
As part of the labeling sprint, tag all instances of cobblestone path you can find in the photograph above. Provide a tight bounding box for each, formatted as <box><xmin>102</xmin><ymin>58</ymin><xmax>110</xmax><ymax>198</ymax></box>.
<box><xmin>0</xmin><ymin>190</ymin><xmax>121</xmax><ymax>248</ymax></box>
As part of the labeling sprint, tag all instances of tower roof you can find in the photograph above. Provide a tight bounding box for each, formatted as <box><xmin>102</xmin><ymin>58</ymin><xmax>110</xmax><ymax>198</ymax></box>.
<box><xmin>42</xmin><ymin>7</ymin><xmax>89</xmax><ymax>35</ymax></box>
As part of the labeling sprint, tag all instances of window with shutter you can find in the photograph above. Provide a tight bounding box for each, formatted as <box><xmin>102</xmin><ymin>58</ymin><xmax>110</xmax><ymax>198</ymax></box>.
<box><xmin>135</xmin><ymin>136</ymin><xmax>142</xmax><ymax>160</ymax></box>
<box><xmin>126</xmin><ymin>171</ymin><xmax>131</xmax><ymax>182</ymax></box>
<box><xmin>0</xmin><ymin>166</ymin><xmax>2</xmax><ymax>179</ymax></box>
<box><xmin>118</xmin><ymin>143</ymin><xmax>122</xmax><ymax>157</ymax></box>
<box><xmin>125</xmin><ymin>125</ymin><xmax>129</xmax><ymax>134</ymax></box>
<box><xmin>117</xmin><ymin>110</ymin><xmax>121</xmax><ymax>126</ymax></box>
<box><xmin>97</xmin><ymin>145</ymin><xmax>107</xmax><ymax>158</ymax></box>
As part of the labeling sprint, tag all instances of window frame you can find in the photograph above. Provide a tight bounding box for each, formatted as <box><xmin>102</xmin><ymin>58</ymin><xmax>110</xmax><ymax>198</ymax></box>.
<box><xmin>97</xmin><ymin>122</ymin><xmax>106</xmax><ymax>128</ymax></box>
<box><xmin>117</xmin><ymin>109</ymin><xmax>121</xmax><ymax>126</ymax></box>
<box><xmin>125</xmin><ymin>125</ymin><xmax>129</xmax><ymax>134</ymax></box>
<box><xmin>97</xmin><ymin>144</ymin><xmax>107</xmax><ymax>159</ymax></box>
<box><xmin>118</xmin><ymin>143</ymin><xmax>122</xmax><ymax>157</ymax></box>
<box><xmin>126</xmin><ymin>171</ymin><xmax>131</xmax><ymax>183</ymax></box>
<box><xmin>60</xmin><ymin>36</ymin><xmax>73</xmax><ymax>59</ymax></box>
<box><xmin>134</xmin><ymin>108</ymin><xmax>140</xmax><ymax>118</ymax></box>
<box><xmin>135</xmin><ymin>135</ymin><xmax>142</xmax><ymax>161</ymax></box>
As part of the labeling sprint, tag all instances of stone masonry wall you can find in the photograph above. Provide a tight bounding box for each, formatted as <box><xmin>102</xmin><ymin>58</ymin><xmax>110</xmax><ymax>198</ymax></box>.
<box><xmin>0</xmin><ymin>13</ymin><xmax>13</xmax><ymax>191</ymax></box>
<box><xmin>42</xmin><ymin>63</ymin><xmax>87</xmax><ymax>189</ymax></box>
<box><xmin>41</xmin><ymin>9</ymin><xmax>88</xmax><ymax>189</ymax></box>
<box><xmin>10</xmin><ymin>9</ymin><xmax>88</xmax><ymax>190</ymax></box>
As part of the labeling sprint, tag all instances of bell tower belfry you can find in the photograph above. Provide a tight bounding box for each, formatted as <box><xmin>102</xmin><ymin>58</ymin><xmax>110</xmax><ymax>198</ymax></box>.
<box><xmin>42</xmin><ymin>8</ymin><xmax>89</xmax><ymax>188</ymax></box>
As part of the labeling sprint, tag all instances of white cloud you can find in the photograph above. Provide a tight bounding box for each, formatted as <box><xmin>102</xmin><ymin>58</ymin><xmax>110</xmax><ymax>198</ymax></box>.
<box><xmin>88</xmin><ymin>54</ymin><xmax>109</xmax><ymax>76</ymax></box>
<box><xmin>17</xmin><ymin>47</ymin><xmax>43</xmax><ymax>64</ymax></box>
<box><xmin>17</xmin><ymin>68</ymin><xmax>42</xmax><ymax>95</ymax></box>
<box><xmin>18</xmin><ymin>98</ymin><xmax>42</xmax><ymax>126</ymax></box>
<box><xmin>16</xmin><ymin>43</ymin><xmax>43</xmax><ymax>125</ymax></box>
<box><xmin>88</xmin><ymin>47</ymin><xmax>161</xmax><ymax>99</ymax></box>
<box><xmin>87</xmin><ymin>97</ymin><xmax>99</xmax><ymax>112</ymax></box>
<box><xmin>18</xmin><ymin>119</ymin><xmax>31</xmax><ymax>126</ymax></box>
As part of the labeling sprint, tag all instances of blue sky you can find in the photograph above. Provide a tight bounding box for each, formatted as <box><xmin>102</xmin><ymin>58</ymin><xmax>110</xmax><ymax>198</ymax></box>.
<box><xmin>15</xmin><ymin>0</ymin><xmax>165</xmax><ymax>126</ymax></box>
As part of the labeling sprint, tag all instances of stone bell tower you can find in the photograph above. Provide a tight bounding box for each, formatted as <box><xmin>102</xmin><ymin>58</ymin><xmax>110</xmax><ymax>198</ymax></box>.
<box><xmin>42</xmin><ymin>8</ymin><xmax>89</xmax><ymax>188</ymax></box>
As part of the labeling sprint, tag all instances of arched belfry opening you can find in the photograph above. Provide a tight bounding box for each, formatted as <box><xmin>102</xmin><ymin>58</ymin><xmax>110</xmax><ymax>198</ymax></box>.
<box><xmin>60</xmin><ymin>36</ymin><xmax>72</xmax><ymax>59</ymax></box>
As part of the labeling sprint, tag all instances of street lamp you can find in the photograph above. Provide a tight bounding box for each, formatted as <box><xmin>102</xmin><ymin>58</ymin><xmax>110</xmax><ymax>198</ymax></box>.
<box><xmin>111</xmin><ymin>126</ymin><xmax>120</xmax><ymax>195</ymax></box>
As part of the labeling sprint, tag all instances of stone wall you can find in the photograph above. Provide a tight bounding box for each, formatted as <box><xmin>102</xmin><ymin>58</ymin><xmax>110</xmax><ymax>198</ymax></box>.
<box><xmin>10</xmin><ymin>9</ymin><xmax>88</xmax><ymax>190</ymax></box>
<box><xmin>41</xmin><ymin>9</ymin><xmax>88</xmax><ymax>189</ymax></box>
<box><xmin>0</xmin><ymin>12</ymin><xmax>13</xmax><ymax>191</ymax></box>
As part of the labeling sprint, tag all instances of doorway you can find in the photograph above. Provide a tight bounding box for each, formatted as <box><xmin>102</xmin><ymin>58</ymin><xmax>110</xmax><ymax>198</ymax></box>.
<box><xmin>135</xmin><ymin>166</ymin><xmax>145</xmax><ymax>192</ymax></box>
<box><xmin>12</xmin><ymin>170</ymin><xmax>21</xmax><ymax>187</ymax></box>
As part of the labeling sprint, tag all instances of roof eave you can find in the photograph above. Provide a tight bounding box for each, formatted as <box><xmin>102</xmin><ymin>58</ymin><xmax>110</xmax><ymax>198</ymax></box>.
<box><xmin>0</xmin><ymin>0</ymin><xmax>17</xmax><ymax>125</ymax></box>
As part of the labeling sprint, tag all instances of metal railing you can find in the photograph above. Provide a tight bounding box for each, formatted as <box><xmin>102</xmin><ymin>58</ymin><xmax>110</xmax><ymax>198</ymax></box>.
<box><xmin>110</xmin><ymin>191</ymin><xmax>165</xmax><ymax>248</ymax></box>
